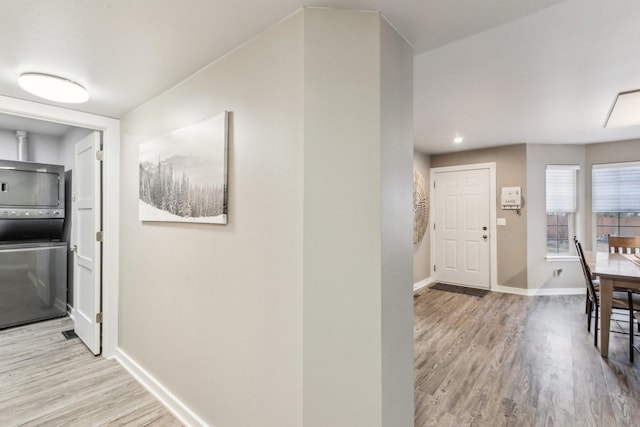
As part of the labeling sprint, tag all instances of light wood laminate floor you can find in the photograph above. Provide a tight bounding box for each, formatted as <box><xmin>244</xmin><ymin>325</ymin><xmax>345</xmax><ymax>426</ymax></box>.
<box><xmin>414</xmin><ymin>288</ymin><xmax>640</xmax><ymax>427</ymax></box>
<box><xmin>0</xmin><ymin>317</ymin><xmax>181</xmax><ymax>426</ymax></box>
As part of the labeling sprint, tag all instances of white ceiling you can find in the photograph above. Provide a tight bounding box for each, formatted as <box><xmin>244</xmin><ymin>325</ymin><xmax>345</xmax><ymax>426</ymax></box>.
<box><xmin>0</xmin><ymin>114</ymin><xmax>71</xmax><ymax>137</ymax></box>
<box><xmin>304</xmin><ymin>0</ymin><xmax>567</xmax><ymax>53</ymax></box>
<box><xmin>1</xmin><ymin>0</ymin><xmax>638</xmax><ymax>153</ymax></box>
<box><xmin>414</xmin><ymin>0</ymin><xmax>640</xmax><ymax>153</ymax></box>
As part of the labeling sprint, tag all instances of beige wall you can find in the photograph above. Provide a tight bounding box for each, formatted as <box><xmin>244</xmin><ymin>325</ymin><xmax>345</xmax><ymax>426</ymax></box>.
<box><xmin>526</xmin><ymin>144</ymin><xmax>585</xmax><ymax>291</ymax></box>
<box><xmin>303</xmin><ymin>10</ymin><xmax>381</xmax><ymax>426</ymax></box>
<box><xmin>584</xmin><ymin>139</ymin><xmax>640</xmax><ymax>250</ymax></box>
<box><xmin>431</xmin><ymin>144</ymin><xmax>528</xmax><ymax>289</ymax></box>
<box><xmin>120</xmin><ymin>9</ymin><xmax>414</xmax><ymax>427</ymax></box>
<box><xmin>413</xmin><ymin>150</ymin><xmax>430</xmax><ymax>283</ymax></box>
<box><xmin>303</xmin><ymin>9</ymin><xmax>414</xmax><ymax>427</ymax></box>
<box><xmin>120</xmin><ymin>13</ymin><xmax>304</xmax><ymax>427</ymax></box>
<box><xmin>380</xmin><ymin>16</ymin><xmax>414</xmax><ymax>427</ymax></box>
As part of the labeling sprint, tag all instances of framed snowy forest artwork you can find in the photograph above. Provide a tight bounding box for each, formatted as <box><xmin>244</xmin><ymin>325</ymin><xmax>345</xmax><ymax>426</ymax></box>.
<box><xmin>139</xmin><ymin>111</ymin><xmax>229</xmax><ymax>224</ymax></box>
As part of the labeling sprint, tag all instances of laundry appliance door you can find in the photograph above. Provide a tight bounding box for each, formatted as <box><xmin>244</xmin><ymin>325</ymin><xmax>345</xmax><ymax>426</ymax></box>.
<box><xmin>0</xmin><ymin>242</ymin><xmax>67</xmax><ymax>329</ymax></box>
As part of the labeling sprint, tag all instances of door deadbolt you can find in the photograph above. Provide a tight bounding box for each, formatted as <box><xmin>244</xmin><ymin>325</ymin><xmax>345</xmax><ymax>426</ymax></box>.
<box><xmin>482</xmin><ymin>226</ymin><xmax>487</xmax><ymax>231</ymax></box>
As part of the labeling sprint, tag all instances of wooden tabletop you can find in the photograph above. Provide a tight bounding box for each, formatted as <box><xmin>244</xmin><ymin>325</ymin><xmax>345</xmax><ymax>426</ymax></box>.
<box><xmin>593</xmin><ymin>252</ymin><xmax>640</xmax><ymax>281</ymax></box>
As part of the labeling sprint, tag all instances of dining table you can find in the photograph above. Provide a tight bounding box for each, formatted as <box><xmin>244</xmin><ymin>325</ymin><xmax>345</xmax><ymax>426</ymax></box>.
<box><xmin>593</xmin><ymin>252</ymin><xmax>640</xmax><ymax>357</ymax></box>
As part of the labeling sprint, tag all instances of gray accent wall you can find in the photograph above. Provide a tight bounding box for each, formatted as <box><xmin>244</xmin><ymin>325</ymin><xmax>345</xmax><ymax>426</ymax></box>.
<box><xmin>429</xmin><ymin>140</ymin><xmax>640</xmax><ymax>292</ymax></box>
<box><xmin>526</xmin><ymin>144</ymin><xmax>585</xmax><ymax>291</ymax></box>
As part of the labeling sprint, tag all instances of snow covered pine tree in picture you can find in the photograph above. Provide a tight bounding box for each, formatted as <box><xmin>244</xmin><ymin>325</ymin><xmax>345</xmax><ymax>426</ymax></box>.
<box><xmin>139</xmin><ymin>111</ymin><xmax>229</xmax><ymax>224</ymax></box>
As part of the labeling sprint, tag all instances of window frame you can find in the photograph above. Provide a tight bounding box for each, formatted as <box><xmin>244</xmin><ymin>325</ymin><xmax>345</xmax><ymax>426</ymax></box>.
<box><xmin>545</xmin><ymin>164</ymin><xmax>580</xmax><ymax>258</ymax></box>
<box><xmin>592</xmin><ymin>162</ymin><xmax>640</xmax><ymax>253</ymax></box>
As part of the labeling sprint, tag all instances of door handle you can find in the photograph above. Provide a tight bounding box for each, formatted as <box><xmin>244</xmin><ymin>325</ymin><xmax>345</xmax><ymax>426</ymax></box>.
<box><xmin>482</xmin><ymin>235</ymin><xmax>488</xmax><ymax>240</ymax></box>
<box><xmin>70</xmin><ymin>245</ymin><xmax>78</xmax><ymax>252</ymax></box>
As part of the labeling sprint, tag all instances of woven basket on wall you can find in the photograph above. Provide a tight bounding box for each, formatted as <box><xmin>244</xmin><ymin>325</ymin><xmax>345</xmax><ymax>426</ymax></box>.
<box><xmin>413</xmin><ymin>170</ymin><xmax>429</xmax><ymax>245</ymax></box>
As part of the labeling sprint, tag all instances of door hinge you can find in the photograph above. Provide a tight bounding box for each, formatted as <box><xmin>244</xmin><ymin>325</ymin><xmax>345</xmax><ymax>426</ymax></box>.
<box><xmin>96</xmin><ymin>150</ymin><xmax>104</xmax><ymax>161</ymax></box>
<box><xmin>96</xmin><ymin>312</ymin><xmax>103</xmax><ymax>323</ymax></box>
<box><xmin>434</xmin><ymin>265</ymin><xmax>436</xmax><ymax>272</ymax></box>
<box><xmin>96</xmin><ymin>231</ymin><xmax>104</xmax><ymax>242</ymax></box>
<box><xmin>434</xmin><ymin>223</ymin><xmax>436</xmax><ymax>230</ymax></box>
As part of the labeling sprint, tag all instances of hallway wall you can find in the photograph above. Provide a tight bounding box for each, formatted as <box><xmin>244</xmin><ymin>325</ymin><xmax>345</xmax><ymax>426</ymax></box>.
<box><xmin>120</xmin><ymin>12</ymin><xmax>304</xmax><ymax>427</ymax></box>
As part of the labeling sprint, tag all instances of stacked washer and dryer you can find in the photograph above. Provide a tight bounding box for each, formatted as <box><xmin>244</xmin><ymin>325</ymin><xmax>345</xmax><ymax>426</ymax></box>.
<box><xmin>0</xmin><ymin>132</ymin><xmax>68</xmax><ymax>329</ymax></box>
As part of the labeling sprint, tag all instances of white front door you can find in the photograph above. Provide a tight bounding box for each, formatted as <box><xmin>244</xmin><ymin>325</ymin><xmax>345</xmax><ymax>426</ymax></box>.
<box><xmin>433</xmin><ymin>168</ymin><xmax>491</xmax><ymax>288</ymax></box>
<box><xmin>73</xmin><ymin>131</ymin><xmax>102</xmax><ymax>355</ymax></box>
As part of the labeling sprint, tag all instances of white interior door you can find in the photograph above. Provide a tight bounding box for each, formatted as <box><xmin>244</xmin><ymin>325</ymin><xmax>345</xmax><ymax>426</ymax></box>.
<box><xmin>434</xmin><ymin>168</ymin><xmax>490</xmax><ymax>289</ymax></box>
<box><xmin>73</xmin><ymin>131</ymin><xmax>102</xmax><ymax>355</ymax></box>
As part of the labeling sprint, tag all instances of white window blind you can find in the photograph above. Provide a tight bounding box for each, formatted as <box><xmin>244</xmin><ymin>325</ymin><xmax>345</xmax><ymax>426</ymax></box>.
<box><xmin>593</xmin><ymin>162</ymin><xmax>640</xmax><ymax>212</ymax></box>
<box><xmin>546</xmin><ymin>165</ymin><xmax>579</xmax><ymax>212</ymax></box>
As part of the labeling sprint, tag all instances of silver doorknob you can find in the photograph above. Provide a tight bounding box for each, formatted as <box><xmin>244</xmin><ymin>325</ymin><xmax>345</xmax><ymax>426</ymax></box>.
<box><xmin>70</xmin><ymin>245</ymin><xmax>78</xmax><ymax>252</ymax></box>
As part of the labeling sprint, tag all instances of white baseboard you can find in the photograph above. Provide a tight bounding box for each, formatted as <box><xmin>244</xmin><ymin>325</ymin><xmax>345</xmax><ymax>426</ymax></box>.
<box><xmin>527</xmin><ymin>287</ymin><xmax>586</xmax><ymax>296</ymax></box>
<box><xmin>492</xmin><ymin>285</ymin><xmax>530</xmax><ymax>296</ymax></box>
<box><xmin>413</xmin><ymin>277</ymin><xmax>433</xmax><ymax>293</ymax></box>
<box><xmin>493</xmin><ymin>285</ymin><xmax>585</xmax><ymax>296</ymax></box>
<box><xmin>115</xmin><ymin>348</ymin><xmax>209</xmax><ymax>427</ymax></box>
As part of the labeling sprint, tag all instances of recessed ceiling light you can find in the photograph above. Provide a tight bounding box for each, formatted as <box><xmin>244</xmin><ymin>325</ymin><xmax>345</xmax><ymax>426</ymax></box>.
<box><xmin>453</xmin><ymin>136</ymin><xmax>464</xmax><ymax>144</ymax></box>
<box><xmin>18</xmin><ymin>72</ymin><xmax>90</xmax><ymax>104</ymax></box>
<box><xmin>605</xmin><ymin>89</ymin><xmax>640</xmax><ymax>128</ymax></box>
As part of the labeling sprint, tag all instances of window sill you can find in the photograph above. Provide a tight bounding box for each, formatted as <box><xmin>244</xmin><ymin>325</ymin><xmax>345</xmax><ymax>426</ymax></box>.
<box><xmin>545</xmin><ymin>255</ymin><xmax>579</xmax><ymax>262</ymax></box>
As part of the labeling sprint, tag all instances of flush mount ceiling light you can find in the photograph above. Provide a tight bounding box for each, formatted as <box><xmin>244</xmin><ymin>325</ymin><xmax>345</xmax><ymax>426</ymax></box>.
<box><xmin>18</xmin><ymin>72</ymin><xmax>89</xmax><ymax>104</ymax></box>
<box><xmin>453</xmin><ymin>136</ymin><xmax>464</xmax><ymax>144</ymax></box>
<box><xmin>604</xmin><ymin>89</ymin><xmax>640</xmax><ymax>128</ymax></box>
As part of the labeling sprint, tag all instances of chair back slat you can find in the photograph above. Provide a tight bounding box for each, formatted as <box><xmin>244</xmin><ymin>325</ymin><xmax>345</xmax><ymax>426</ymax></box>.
<box><xmin>608</xmin><ymin>236</ymin><xmax>640</xmax><ymax>254</ymax></box>
<box><xmin>574</xmin><ymin>236</ymin><xmax>598</xmax><ymax>303</ymax></box>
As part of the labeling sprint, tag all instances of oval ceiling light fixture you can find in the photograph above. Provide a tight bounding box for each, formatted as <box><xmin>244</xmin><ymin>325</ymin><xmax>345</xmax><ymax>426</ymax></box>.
<box><xmin>18</xmin><ymin>72</ymin><xmax>90</xmax><ymax>104</ymax></box>
<box><xmin>453</xmin><ymin>136</ymin><xmax>464</xmax><ymax>144</ymax></box>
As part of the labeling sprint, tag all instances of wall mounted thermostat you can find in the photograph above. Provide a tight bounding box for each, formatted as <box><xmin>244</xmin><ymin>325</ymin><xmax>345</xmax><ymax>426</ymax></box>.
<box><xmin>501</xmin><ymin>186</ymin><xmax>522</xmax><ymax>210</ymax></box>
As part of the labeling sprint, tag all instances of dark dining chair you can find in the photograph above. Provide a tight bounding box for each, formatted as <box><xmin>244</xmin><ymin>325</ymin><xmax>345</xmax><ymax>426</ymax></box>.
<box><xmin>617</xmin><ymin>236</ymin><xmax>640</xmax><ymax>331</ymax></box>
<box><xmin>573</xmin><ymin>236</ymin><xmax>600</xmax><ymax>313</ymax></box>
<box><xmin>628</xmin><ymin>291</ymin><xmax>640</xmax><ymax>362</ymax></box>
<box><xmin>574</xmin><ymin>236</ymin><xmax>640</xmax><ymax>354</ymax></box>
<box><xmin>574</xmin><ymin>237</ymin><xmax>601</xmax><ymax>345</ymax></box>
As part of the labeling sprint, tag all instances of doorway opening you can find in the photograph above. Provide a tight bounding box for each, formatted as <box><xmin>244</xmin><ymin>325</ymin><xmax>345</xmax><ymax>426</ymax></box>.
<box><xmin>0</xmin><ymin>95</ymin><xmax>120</xmax><ymax>358</ymax></box>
